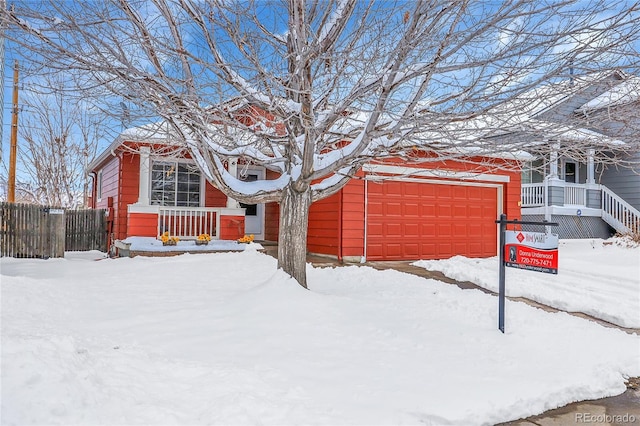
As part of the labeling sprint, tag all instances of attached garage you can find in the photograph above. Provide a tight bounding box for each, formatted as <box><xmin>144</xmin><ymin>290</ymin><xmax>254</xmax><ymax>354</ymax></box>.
<box><xmin>299</xmin><ymin>158</ymin><xmax>522</xmax><ymax>262</ymax></box>
<box><xmin>365</xmin><ymin>179</ymin><xmax>500</xmax><ymax>260</ymax></box>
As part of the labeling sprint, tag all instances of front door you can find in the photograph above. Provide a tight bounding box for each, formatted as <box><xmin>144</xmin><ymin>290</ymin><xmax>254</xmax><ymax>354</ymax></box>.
<box><xmin>564</xmin><ymin>162</ymin><xmax>577</xmax><ymax>183</ymax></box>
<box><xmin>238</xmin><ymin>168</ymin><xmax>265</xmax><ymax>240</ymax></box>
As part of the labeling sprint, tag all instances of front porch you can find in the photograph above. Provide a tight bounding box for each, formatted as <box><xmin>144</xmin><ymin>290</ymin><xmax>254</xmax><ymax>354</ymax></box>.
<box><xmin>127</xmin><ymin>205</ymin><xmax>247</xmax><ymax>241</ymax></box>
<box><xmin>521</xmin><ymin>180</ymin><xmax>640</xmax><ymax>235</ymax></box>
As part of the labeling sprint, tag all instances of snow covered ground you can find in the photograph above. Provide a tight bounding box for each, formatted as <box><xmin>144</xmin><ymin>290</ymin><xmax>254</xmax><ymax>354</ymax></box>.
<box><xmin>2</xmin><ymin>243</ymin><xmax>639</xmax><ymax>425</ymax></box>
<box><xmin>414</xmin><ymin>238</ymin><xmax>640</xmax><ymax>329</ymax></box>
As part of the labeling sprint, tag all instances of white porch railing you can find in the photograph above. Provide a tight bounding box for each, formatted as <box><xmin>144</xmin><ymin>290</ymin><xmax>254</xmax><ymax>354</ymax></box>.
<box><xmin>521</xmin><ymin>183</ymin><xmax>545</xmax><ymax>207</ymax></box>
<box><xmin>521</xmin><ymin>183</ymin><xmax>640</xmax><ymax>235</ymax></box>
<box><xmin>158</xmin><ymin>206</ymin><xmax>221</xmax><ymax>240</ymax></box>
<box><xmin>563</xmin><ymin>183</ymin><xmax>587</xmax><ymax>205</ymax></box>
<box><xmin>521</xmin><ymin>182</ymin><xmax>587</xmax><ymax>207</ymax></box>
<box><xmin>601</xmin><ymin>186</ymin><xmax>640</xmax><ymax>234</ymax></box>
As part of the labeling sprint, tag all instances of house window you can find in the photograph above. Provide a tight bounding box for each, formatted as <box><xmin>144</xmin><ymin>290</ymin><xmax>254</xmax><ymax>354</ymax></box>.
<box><xmin>150</xmin><ymin>161</ymin><xmax>201</xmax><ymax>207</ymax></box>
<box><xmin>97</xmin><ymin>170</ymin><xmax>103</xmax><ymax>201</ymax></box>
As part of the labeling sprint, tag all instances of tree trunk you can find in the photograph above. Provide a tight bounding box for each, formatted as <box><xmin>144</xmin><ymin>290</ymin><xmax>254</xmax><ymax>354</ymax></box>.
<box><xmin>278</xmin><ymin>184</ymin><xmax>312</xmax><ymax>289</ymax></box>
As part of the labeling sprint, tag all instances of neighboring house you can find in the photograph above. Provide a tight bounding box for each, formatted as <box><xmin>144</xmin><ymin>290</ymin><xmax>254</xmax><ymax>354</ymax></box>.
<box><xmin>515</xmin><ymin>71</ymin><xmax>640</xmax><ymax>237</ymax></box>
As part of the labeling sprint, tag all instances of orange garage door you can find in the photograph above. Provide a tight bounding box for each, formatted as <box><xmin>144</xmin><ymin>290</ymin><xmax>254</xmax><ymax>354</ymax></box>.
<box><xmin>366</xmin><ymin>180</ymin><xmax>498</xmax><ymax>260</ymax></box>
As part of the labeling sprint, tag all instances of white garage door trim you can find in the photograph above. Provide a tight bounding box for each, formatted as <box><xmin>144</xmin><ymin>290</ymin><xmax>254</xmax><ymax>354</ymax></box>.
<box><xmin>363</xmin><ymin>164</ymin><xmax>511</xmax><ymax>183</ymax></box>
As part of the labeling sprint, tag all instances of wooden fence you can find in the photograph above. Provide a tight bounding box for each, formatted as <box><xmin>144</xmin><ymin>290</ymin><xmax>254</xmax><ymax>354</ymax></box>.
<box><xmin>66</xmin><ymin>208</ymin><xmax>109</xmax><ymax>252</ymax></box>
<box><xmin>0</xmin><ymin>203</ymin><xmax>108</xmax><ymax>258</ymax></box>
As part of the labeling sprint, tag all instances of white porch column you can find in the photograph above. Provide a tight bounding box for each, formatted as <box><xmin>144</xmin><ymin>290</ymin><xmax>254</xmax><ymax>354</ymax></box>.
<box><xmin>226</xmin><ymin>157</ymin><xmax>240</xmax><ymax>208</ymax></box>
<box><xmin>587</xmin><ymin>149</ymin><xmax>595</xmax><ymax>184</ymax></box>
<box><xmin>549</xmin><ymin>143</ymin><xmax>559</xmax><ymax>178</ymax></box>
<box><xmin>137</xmin><ymin>146</ymin><xmax>150</xmax><ymax>205</ymax></box>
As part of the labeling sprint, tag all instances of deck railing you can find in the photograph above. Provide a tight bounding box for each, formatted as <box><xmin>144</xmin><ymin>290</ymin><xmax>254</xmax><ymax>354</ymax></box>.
<box><xmin>158</xmin><ymin>206</ymin><xmax>221</xmax><ymax>240</ymax></box>
<box><xmin>563</xmin><ymin>183</ymin><xmax>586</xmax><ymax>205</ymax></box>
<box><xmin>521</xmin><ymin>182</ymin><xmax>587</xmax><ymax>207</ymax></box>
<box><xmin>521</xmin><ymin>183</ymin><xmax>640</xmax><ymax>235</ymax></box>
<box><xmin>601</xmin><ymin>186</ymin><xmax>640</xmax><ymax>234</ymax></box>
<box><xmin>521</xmin><ymin>183</ymin><xmax>545</xmax><ymax>207</ymax></box>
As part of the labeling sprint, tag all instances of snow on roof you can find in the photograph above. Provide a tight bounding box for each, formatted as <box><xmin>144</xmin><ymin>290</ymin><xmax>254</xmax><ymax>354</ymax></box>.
<box><xmin>407</xmin><ymin>71</ymin><xmax>629</xmax><ymax>158</ymax></box>
<box><xmin>90</xmin><ymin>71</ymin><xmax>630</xmax><ymax>172</ymax></box>
<box><xmin>577</xmin><ymin>76</ymin><xmax>640</xmax><ymax>111</ymax></box>
<box><xmin>121</xmin><ymin>121</ymin><xmax>175</xmax><ymax>141</ymax></box>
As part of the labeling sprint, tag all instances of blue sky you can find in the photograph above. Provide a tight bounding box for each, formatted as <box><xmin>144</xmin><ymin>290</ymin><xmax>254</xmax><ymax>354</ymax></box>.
<box><xmin>1</xmin><ymin>0</ymin><xmax>639</xmax><ymax>184</ymax></box>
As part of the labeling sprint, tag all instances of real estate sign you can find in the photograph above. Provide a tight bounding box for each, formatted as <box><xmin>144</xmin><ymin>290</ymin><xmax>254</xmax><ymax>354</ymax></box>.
<box><xmin>505</xmin><ymin>230</ymin><xmax>559</xmax><ymax>274</ymax></box>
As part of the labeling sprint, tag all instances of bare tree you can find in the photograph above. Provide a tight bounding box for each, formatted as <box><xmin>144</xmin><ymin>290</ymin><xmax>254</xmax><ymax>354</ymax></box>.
<box><xmin>3</xmin><ymin>0</ymin><xmax>639</xmax><ymax>286</ymax></box>
<box><xmin>7</xmin><ymin>74</ymin><xmax>104</xmax><ymax>207</ymax></box>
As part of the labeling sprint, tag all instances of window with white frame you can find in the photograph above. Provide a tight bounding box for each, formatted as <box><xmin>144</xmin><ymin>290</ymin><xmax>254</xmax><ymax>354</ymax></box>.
<box><xmin>150</xmin><ymin>161</ymin><xmax>201</xmax><ymax>206</ymax></box>
<box><xmin>96</xmin><ymin>170</ymin><xmax>103</xmax><ymax>201</ymax></box>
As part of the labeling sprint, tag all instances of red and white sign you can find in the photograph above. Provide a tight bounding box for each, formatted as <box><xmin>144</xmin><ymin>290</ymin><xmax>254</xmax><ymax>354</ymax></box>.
<box><xmin>505</xmin><ymin>231</ymin><xmax>559</xmax><ymax>274</ymax></box>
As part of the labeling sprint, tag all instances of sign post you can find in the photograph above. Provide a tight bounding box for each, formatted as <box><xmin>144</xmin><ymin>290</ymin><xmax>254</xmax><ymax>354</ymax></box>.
<box><xmin>495</xmin><ymin>214</ymin><xmax>558</xmax><ymax>333</ymax></box>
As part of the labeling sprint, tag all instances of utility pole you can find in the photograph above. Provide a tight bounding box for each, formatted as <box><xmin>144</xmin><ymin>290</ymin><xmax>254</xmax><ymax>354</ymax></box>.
<box><xmin>0</xmin><ymin>0</ymin><xmax>5</xmax><ymax>165</ymax></box>
<box><xmin>8</xmin><ymin>60</ymin><xmax>18</xmax><ymax>202</ymax></box>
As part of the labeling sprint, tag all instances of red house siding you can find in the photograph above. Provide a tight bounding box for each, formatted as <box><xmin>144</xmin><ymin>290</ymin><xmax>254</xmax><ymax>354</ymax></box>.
<box><xmin>204</xmin><ymin>182</ymin><xmax>228</xmax><ymax>207</ymax></box>
<box><xmin>117</xmin><ymin>153</ymin><xmax>140</xmax><ymax>241</ymax></box>
<box><xmin>95</xmin><ymin>156</ymin><xmax>119</xmax><ymax>210</ymax></box>
<box><xmin>340</xmin><ymin>177</ymin><xmax>366</xmax><ymax>259</ymax></box>
<box><xmin>128</xmin><ymin>213</ymin><xmax>158</xmax><ymax>237</ymax></box>
<box><xmin>219</xmin><ymin>215</ymin><xmax>246</xmax><ymax>240</ymax></box>
<box><xmin>307</xmin><ymin>192</ymin><xmax>341</xmax><ymax>256</ymax></box>
<box><xmin>264</xmin><ymin>202</ymin><xmax>280</xmax><ymax>242</ymax></box>
<box><xmin>263</xmin><ymin>169</ymin><xmax>281</xmax><ymax>242</ymax></box>
<box><xmin>94</xmin><ymin>155</ymin><xmax>121</xmax><ymax>244</ymax></box>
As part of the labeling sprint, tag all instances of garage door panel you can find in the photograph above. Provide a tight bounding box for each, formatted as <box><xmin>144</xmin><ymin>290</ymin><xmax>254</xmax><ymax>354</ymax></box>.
<box><xmin>367</xmin><ymin>180</ymin><xmax>498</xmax><ymax>260</ymax></box>
<box><xmin>367</xmin><ymin>243</ymin><xmax>383</xmax><ymax>258</ymax></box>
<box><xmin>420</xmin><ymin>205</ymin><xmax>436</xmax><ymax>217</ymax></box>
<box><xmin>384</xmin><ymin>243</ymin><xmax>403</xmax><ymax>257</ymax></box>
<box><xmin>405</xmin><ymin>223</ymin><xmax>419</xmax><ymax>235</ymax></box>
<box><xmin>368</xmin><ymin>200</ymin><xmax>384</xmax><ymax>216</ymax></box>
<box><xmin>421</xmin><ymin>223</ymin><xmax>436</xmax><ymax>235</ymax></box>
<box><xmin>404</xmin><ymin>183</ymin><xmax>421</xmax><ymax>197</ymax></box>
<box><xmin>454</xmin><ymin>242</ymin><xmax>468</xmax><ymax>253</ymax></box>
<box><xmin>420</xmin><ymin>185</ymin><xmax>437</xmax><ymax>198</ymax></box>
<box><xmin>453</xmin><ymin>186</ymin><xmax>468</xmax><ymax>198</ymax></box>
<box><xmin>385</xmin><ymin>202</ymin><xmax>403</xmax><ymax>216</ymax></box>
<box><xmin>421</xmin><ymin>242</ymin><xmax>436</xmax><ymax>253</ymax></box>
<box><xmin>368</xmin><ymin>183</ymin><xmax>384</xmax><ymax>195</ymax></box>
<box><xmin>453</xmin><ymin>223</ymin><xmax>467</xmax><ymax>235</ymax></box>
<box><xmin>385</xmin><ymin>223</ymin><xmax>402</xmax><ymax>236</ymax></box>
<box><xmin>469</xmin><ymin>186</ymin><xmax>484</xmax><ymax>198</ymax></box>
<box><xmin>368</xmin><ymin>223</ymin><xmax>383</xmax><ymax>235</ymax></box>
<box><xmin>437</xmin><ymin>223</ymin><xmax>452</xmax><ymax>237</ymax></box>
<box><xmin>453</xmin><ymin>205</ymin><xmax>468</xmax><ymax>218</ymax></box>
<box><xmin>468</xmin><ymin>204</ymin><xmax>483</xmax><ymax>218</ymax></box>
<box><xmin>437</xmin><ymin>204</ymin><xmax>452</xmax><ymax>216</ymax></box>
<box><xmin>468</xmin><ymin>242</ymin><xmax>483</xmax><ymax>255</ymax></box>
<box><xmin>405</xmin><ymin>203</ymin><xmax>420</xmax><ymax>216</ymax></box>
<box><xmin>468</xmin><ymin>223</ymin><xmax>483</xmax><ymax>238</ymax></box>
<box><xmin>386</xmin><ymin>181</ymin><xmax>404</xmax><ymax>195</ymax></box>
<box><xmin>438</xmin><ymin>243</ymin><xmax>452</xmax><ymax>257</ymax></box>
<box><xmin>403</xmin><ymin>243</ymin><xmax>420</xmax><ymax>257</ymax></box>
